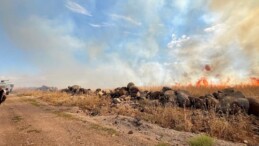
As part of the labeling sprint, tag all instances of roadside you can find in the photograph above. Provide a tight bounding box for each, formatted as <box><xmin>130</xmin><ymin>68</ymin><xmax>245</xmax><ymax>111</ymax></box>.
<box><xmin>0</xmin><ymin>95</ymin><xmax>245</xmax><ymax>146</ymax></box>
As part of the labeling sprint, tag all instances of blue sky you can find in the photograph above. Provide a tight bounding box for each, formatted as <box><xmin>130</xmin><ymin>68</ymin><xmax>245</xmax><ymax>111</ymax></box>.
<box><xmin>0</xmin><ymin>0</ymin><xmax>258</xmax><ymax>88</ymax></box>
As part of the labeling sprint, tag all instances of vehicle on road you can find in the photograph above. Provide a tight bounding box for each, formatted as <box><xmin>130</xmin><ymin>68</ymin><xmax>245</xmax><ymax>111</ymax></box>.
<box><xmin>0</xmin><ymin>80</ymin><xmax>14</xmax><ymax>104</ymax></box>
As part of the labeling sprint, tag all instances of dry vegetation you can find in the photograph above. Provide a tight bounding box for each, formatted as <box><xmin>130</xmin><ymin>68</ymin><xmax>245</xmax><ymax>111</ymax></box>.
<box><xmin>141</xmin><ymin>85</ymin><xmax>259</xmax><ymax>97</ymax></box>
<box><xmin>15</xmin><ymin>85</ymin><xmax>259</xmax><ymax>145</ymax></box>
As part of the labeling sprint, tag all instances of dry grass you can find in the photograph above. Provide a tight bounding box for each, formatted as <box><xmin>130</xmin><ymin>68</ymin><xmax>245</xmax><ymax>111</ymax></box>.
<box><xmin>12</xmin><ymin>115</ymin><xmax>23</xmax><ymax>123</ymax></box>
<box><xmin>16</xmin><ymin>89</ymin><xmax>111</xmax><ymax>115</ymax></box>
<box><xmin>16</xmin><ymin>86</ymin><xmax>259</xmax><ymax>145</ymax></box>
<box><xmin>89</xmin><ymin>124</ymin><xmax>118</xmax><ymax>136</ymax></box>
<box><xmin>156</xmin><ymin>142</ymin><xmax>171</xmax><ymax>146</ymax></box>
<box><xmin>141</xmin><ymin>85</ymin><xmax>259</xmax><ymax>98</ymax></box>
<box><xmin>21</xmin><ymin>98</ymin><xmax>41</xmax><ymax>107</ymax></box>
<box><xmin>53</xmin><ymin>111</ymin><xmax>79</xmax><ymax>120</ymax></box>
<box><xmin>115</xmin><ymin>101</ymin><xmax>255</xmax><ymax>144</ymax></box>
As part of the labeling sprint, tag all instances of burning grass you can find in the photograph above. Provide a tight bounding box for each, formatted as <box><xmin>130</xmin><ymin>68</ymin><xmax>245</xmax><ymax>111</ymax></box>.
<box><xmin>15</xmin><ymin>85</ymin><xmax>259</xmax><ymax>145</ymax></box>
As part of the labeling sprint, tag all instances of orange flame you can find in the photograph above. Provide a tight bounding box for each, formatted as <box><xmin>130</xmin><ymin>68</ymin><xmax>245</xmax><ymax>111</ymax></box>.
<box><xmin>196</xmin><ymin>77</ymin><xmax>209</xmax><ymax>86</ymax></box>
<box><xmin>250</xmin><ymin>77</ymin><xmax>259</xmax><ymax>86</ymax></box>
<box><xmin>174</xmin><ymin>77</ymin><xmax>259</xmax><ymax>87</ymax></box>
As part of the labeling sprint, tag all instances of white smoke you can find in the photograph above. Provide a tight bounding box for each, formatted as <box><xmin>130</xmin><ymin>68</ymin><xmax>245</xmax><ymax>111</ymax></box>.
<box><xmin>0</xmin><ymin>0</ymin><xmax>258</xmax><ymax>88</ymax></box>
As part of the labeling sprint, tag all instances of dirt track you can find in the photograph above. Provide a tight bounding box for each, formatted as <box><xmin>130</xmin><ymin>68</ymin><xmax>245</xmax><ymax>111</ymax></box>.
<box><xmin>0</xmin><ymin>95</ymin><xmax>156</xmax><ymax>146</ymax></box>
<box><xmin>0</xmin><ymin>95</ymin><xmax>245</xmax><ymax>146</ymax></box>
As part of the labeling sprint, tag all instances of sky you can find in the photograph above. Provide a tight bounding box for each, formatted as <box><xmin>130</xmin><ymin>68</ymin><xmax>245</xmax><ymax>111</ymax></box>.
<box><xmin>0</xmin><ymin>0</ymin><xmax>258</xmax><ymax>88</ymax></box>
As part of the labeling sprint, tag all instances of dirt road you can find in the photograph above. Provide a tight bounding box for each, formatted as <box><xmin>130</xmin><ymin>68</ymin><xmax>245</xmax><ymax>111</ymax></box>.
<box><xmin>0</xmin><ymin>95</ymin><xmax>244</xmax><ymax>146</ymax></box>
<box><xmin>0</xmin><ymin>95</ymin><xmax>156</xmax><ymax>146</ymax></box>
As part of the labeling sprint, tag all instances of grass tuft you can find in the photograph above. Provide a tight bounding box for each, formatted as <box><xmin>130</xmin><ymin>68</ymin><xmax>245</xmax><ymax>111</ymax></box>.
<box><xmin>27</xmin><ymin>129</ymin><xmax>41</xmax><ymax>133</ymax></box>
<box><xmin>156</xmin><ymin>142</ymin><xmax>171</xmax><ymax>146</ymax></box>
<box><xmin>12</xmin><ymin>115</ymin><xmax>23</xmax><ymax>123</ymax></box>
<box><xmin>53</xmin><ymin>111</ymin><xmax>78</xmax><ymax>120</ymax></box>
<box><xmin>21</xmin><ymin>98</ymin><xmax>41</xmax><ymax>107</ymax></box>
<box><xmin>90</xmin><ymin>124</ymin><xmax>118</xmax><ymax>136</ymax></box>
<box><xmin>188</xmin><ymin>135</ymin><xmax>214</xmax><ymax>146</ymax></box>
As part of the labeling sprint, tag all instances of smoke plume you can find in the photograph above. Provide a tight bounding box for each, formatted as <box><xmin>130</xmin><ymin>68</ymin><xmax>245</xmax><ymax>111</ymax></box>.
<box><xmin>0</xmin><ymin>0</ymin><xmax>258</xmax><ymax>88</ymax></box>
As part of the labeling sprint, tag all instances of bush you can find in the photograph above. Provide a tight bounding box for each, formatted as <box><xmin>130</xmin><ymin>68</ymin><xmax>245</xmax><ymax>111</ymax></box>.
<box><xmin>188</xmin><ymin>135</ymin><xmax>214</xmax><ymax>146</ymax></box>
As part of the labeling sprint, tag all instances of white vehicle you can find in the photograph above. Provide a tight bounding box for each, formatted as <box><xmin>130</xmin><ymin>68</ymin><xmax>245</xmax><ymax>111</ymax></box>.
<box><xmin>0</xmin><ymin>80</ymin><xmax>14</xmax><ymax>104</ymax></box>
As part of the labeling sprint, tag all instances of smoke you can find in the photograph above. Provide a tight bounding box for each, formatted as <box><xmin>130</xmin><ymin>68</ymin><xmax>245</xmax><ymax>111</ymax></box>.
<box><xmin>208</xmin><ymin>0</ymin><xmax>259</xmax><ymax>83</ymax></box>
<box><xmin>0</xmin><ymin>0</ymin><xmax>258</xmax><ymax>88</ymax></box>
<box><xmin>0</xmin><ymin>0</ymin><xmax>167</xmax><ymax>88</ymax></box>
<box><xmin>166</xmin><ymin>0</ymin><xmax>259</xmax><ymax>85</ymax></box>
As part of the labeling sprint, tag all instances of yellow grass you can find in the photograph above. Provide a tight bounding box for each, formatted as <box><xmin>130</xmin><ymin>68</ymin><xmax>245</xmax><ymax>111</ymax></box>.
<box><xmin>141</xmin><ymin>85</ymin><xmax>259</xmax><ymax>98</ymax></box>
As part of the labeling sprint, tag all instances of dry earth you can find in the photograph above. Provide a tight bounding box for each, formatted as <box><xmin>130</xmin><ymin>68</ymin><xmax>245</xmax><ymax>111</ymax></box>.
<box><xmin>0</xmin><ymin>95</ymin><xmax>246</xmax><ymax>146</ymax></box>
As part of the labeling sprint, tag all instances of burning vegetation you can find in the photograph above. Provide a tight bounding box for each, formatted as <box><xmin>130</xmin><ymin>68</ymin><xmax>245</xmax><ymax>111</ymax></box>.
<box><xmin>250</xmin><ymin>77</ymin><xmax>259</xmax><ymax>86</ymax></box>
<box><xmin>196</xmin><ymin>77</ymin><xmax>209</xmax><ymax>86</ymax></box>
<box><xmin>192</xmin><ymin>77</ymin><xmax>259</xmax><ymax>87</ymax></box>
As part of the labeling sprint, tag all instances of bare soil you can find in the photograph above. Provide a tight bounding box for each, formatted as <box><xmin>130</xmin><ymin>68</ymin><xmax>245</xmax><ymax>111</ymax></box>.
<box><xmin>0</xmin><ymin>95</ymin><xmax>245</xmax><ymax>146</ymax></box>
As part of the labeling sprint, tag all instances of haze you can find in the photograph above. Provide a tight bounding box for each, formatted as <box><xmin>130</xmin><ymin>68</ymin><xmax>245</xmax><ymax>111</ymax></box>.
<box><xmin>0</xmin><ymin>0</ymin><xmax>258</xmax><ymax>88</ymax></box>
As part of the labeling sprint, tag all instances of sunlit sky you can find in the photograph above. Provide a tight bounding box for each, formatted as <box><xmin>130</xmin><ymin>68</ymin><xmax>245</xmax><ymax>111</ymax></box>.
<box><xmin>0</xmin><ymin>0</ymin><xmax>258</xmax><ymax>88</ymax></box>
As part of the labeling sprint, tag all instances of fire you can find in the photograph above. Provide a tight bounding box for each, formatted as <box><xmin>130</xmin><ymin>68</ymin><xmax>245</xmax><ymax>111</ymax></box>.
<box><xmin>196</xmin><ymin>77</ymin><xmax>209</xmax><ymax>86</ymax></box>
<box><xmin>250</xmin><ymin>77</ymin><xmax>259</xmax><ymax>86</ymax></box>
<box><xmin>175</xmin><ymin>77</ymin><xmax>259</xmax><ymax>87</ymax></box>
<box><xmin>193</xmin><ymin>77</ymin><xmax>259</xmax><ymax>87</ymax></box>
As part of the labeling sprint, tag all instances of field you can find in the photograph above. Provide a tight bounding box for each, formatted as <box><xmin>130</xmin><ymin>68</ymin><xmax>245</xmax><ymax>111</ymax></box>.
<box><xmin>15</xmin><ymin>85</ymin><xmax>259</xmax><ymax>145</ymax></box>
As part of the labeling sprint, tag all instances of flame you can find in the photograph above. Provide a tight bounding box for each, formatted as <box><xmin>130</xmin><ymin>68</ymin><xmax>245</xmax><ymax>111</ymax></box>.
<box><xmin>250</xmin><ymin>77</ymin><xmax>259</xmax><ymax>86</ymax></box>
<box><xmin>173</xmin><ymin>77</ymin><xmax>259</xmax><ymax>87</ymax></box>
<box><xmin>192</xmin><ymin>77</ymin><xmax>259</xmax><ymax>87</ymax></box>
<box><xmin>196</xmin><ymin>77</ymin><xmax>209</xmax><ymax>86</ymax></box>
